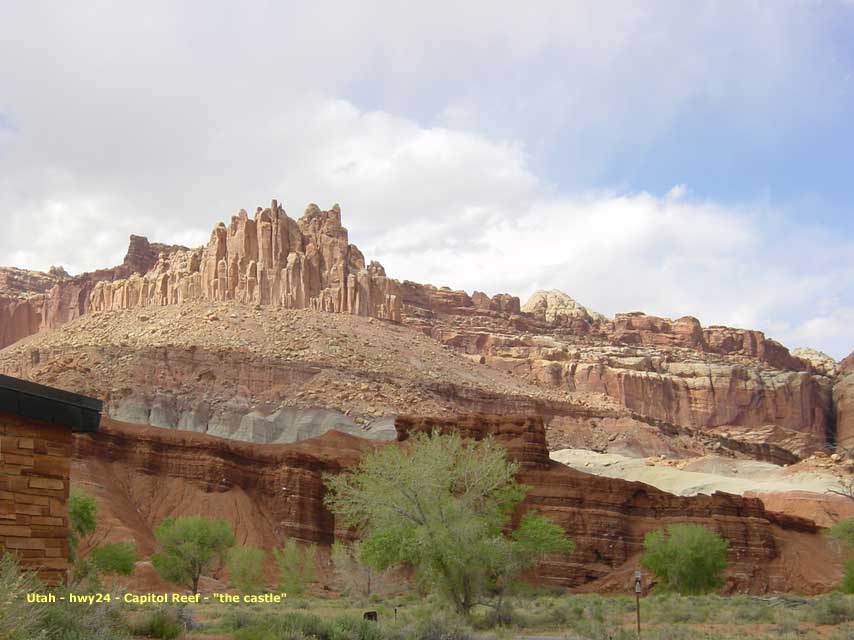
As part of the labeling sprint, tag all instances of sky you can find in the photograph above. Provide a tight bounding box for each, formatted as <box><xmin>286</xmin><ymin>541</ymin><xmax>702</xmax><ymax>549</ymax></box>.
<box><xmin>1</xmin><ymin>1</ymin><xmax>852</xmax><ymax>358</ymax></box>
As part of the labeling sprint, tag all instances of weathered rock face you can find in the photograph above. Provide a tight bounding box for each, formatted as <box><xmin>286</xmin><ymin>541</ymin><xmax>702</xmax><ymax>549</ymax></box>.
<box><xmin>0</xmin><ymin>205</ymin><xmax>845</xmax><ymax>458</ymax></box>
<box><xmin>522</xmin><ymin>290</ymin><xmax>606</xmax><ymax>328</ymax></box>
<box><xmin>89</xmin><ymin>202</ymin><xmax>402</xmax><ymax>322</ymax></box>
<box><xmin>408</xmin><ymin>299</ymin><xmax>835</xmax><ymax>455</ymax></box>
<box><xmin>604</xmin><ymin>312</ymin><xmax>808</xmax><ymax>371</ymax></box>
<box><xmin>835</xmin><ymin>352</ymin><xmax>854</xmax><ymax>449</ymax></box>
<box><xmin>72</xmin><ymin>415</ymin><xmax>838</xmax><ymax>593</ymax></box>
<box><xmin>396</xmin><ymin>414</ymin><xmax>551</xmax><ymax>469</ymax></box>
<box><xmin>0</xmin><ymin>237</ymin><xmax>185</xmax><ymax>350</ymax></box>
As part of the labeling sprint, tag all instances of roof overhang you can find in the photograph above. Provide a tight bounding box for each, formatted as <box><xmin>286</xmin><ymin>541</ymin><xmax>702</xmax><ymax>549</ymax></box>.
<box><xmin>0</xmin><ymin>374</ymin><xmax>102</xmax><ymax>432</ymax></box>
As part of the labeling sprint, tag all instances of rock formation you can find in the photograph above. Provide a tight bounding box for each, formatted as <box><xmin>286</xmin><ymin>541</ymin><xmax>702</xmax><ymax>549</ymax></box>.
<box><xmin>72</xmin><ymin>414</ymin><xmax>839</xmax><ymax>593</ymax></box>
<box><xmin>835</xmin><ymin>352</ymin><xmax>854</xmax><ymax>449</ymax></box>
<box><xmin>89</xmin><ymin>202</ymin><xmax>402</xmax><ymax>322</ymax></box>
<box><xmin>0</xmin><ymin>201</ymin><xmax>849</xmax><ymax>459</ymax></box>
<box><xmin>522</xmin><ymin>289</ymin><xmax>606</xmax><ymax>327</ymax></box>
<box><xmin>0</xmin><ymin>236</ymin><xmax>185</xmax><ymax>350</ymax></box>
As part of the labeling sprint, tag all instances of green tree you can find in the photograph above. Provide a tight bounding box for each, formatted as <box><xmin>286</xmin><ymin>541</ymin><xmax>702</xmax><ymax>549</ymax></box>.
<box><xmin>151</xmin><ymin>516</ymin><xmax>235</xmax><ymax>594</ymax></box>
<box><xmin>226</xmin><ymin>546</ymin><xmax>266</xmax><ymax>594</ymax></box>
<box><xmin>640</xmin><ymin>523</ymin><xmax>729</xmax><ymax>595</ymax></box>
<box><xmin>827</xmin><ymin>519</ymin><xmax>854</xmax><ymax>593</ymax></box>
<box><xmin>89</xmin><ymin>542</ymin><xmax>138</xmax><ymax>576</ymax></box>
<box><xmin>324</xmin><ymin>431</ymin><xmax>573</xmax><ymax>614</ymax></box>
<box><xmin>273</xmin><ymin>539</ymin><xmax>317</xmax><ymax>596</ymax></box>
<box><xmin>68</xmin><ymin>489</ymin><xmax>97</xmax><ymax>561</ymax></box>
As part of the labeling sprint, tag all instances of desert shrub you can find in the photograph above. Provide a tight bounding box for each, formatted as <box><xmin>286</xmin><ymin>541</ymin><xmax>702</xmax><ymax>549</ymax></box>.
<box><xmin>41</xmin><ymin>588</ymin><xmax>128</xmax><ymax>640</ymax></box>
<box><xmin>151</xmin><ymin>515</ymin><xmax>235</xmax><ymax>594</ymax></box>
<box><xmin>230</xmin><ymin>612</ymin><xmax>384</xmax><ymax>640</ymax></box>
<box><xmin>811</xmin><ymin>593</ymin><xmax>854</xmax><ymax>626</ymax></box>
<box><xmin>0</xmin><ymin>552</ymin><xmax>47</xmax><ymax>640</ymax></box>
<box><xmin>843</xmin><ymin>558</ymin><xmax>854</xmax><ymax>595</ymax></box>
<box><xmin>89</xmin><ymin>541</ymin><xmax>139</xmax><ymax>576</ymax></box>
<box><xmin>227</xmin><ymin>545</ymin><xmax>266</xmax><ymax>594</ymax></box>
<box><xmin>274</xmin><ymin>539</ymin><xmax>317</xmax><ymax>596</ymax></box>
<box><xmin>128</xmin><ymin>607</ymin><xmax>183</xmax><ymax>639</ymax></box>
<box><xmin>640</xmin><ymin>523</ymin><xmax>729</xmax><ymax>595</ymax></box>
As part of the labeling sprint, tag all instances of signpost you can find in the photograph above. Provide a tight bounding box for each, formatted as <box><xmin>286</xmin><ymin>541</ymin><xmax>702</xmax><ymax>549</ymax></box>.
<box><xmin>634</xmin><ymin>570</ymin><xmax>642</xmax><ymax>638</ymax></box>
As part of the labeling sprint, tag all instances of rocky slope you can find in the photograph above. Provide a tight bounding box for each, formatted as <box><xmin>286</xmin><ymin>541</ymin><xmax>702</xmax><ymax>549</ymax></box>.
<box><xmin>0</xmin><ymin>198</ymin><xmax>848</xmax><ymax>462</ymax></box>
<box><xmin>72</xmin><ymin>414</ymin><xmax>839</xmax><ymax>594</ymax></box>
<box><xmin>0</xmin><ymin>236</ymin><xmax>185</xmax><ymax>350</ymax></box>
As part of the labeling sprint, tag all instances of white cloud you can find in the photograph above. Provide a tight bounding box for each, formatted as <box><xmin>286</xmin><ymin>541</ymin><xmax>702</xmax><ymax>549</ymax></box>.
<box><xmin>0</xmin><ymin>2</ymin><xmax>851</xmax><ymax>359</ymax></box>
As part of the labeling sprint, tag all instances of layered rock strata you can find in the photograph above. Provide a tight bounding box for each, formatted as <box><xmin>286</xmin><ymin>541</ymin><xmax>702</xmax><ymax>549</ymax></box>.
<box><xmin>89</xmin><ymin>203</ymin><xmax>402</xmax><ymax>322</ymax></box>
<box><xmin>0</xmin><ymin>236</ymin><xmax>184</xmax><ymax>350</ymax></box>
<box><xmin>72</xmin><ymin>414</ymin><xmax>838</xmax><ymax>593</ymax></box>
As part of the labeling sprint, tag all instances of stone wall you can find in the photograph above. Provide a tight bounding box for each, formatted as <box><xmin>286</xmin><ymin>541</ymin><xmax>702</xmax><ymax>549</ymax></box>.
<box><xmin>0</xmin><ymin>411</ymin><xmax>71</xmax><ymax>584</ymax></box>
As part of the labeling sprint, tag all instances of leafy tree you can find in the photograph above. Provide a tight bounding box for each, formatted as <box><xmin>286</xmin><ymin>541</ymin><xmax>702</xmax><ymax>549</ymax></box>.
<box><xmin>226</xmin><ymin>546</ymin><xmax>266</xmax><ymax>594</ymax></box>
<box><xmin>68</xmin><ymin>489</ymin><xmax>97</xmax><ymax>561</ymax></box>
<box><xmin>324</xmin><ymin>431</ymin><xmax>573</xmax><ymax>614</ymax></box>
<box><xmin>640</xmin><ymin>523</ymin><xmax>729</xmax><ymax>595</ymax></box>
<box><xmin>151</xmin><ymin>516</ymin><xmax>235</xmax><ymax>594</ymax></box>
<box><xmin>273</xmin><ymin>539</ymin><xmax>317</xmax><ymax>596</ymax></box>
<box><xmin>89</xmin><ymin>542</ymin><xmax>139</xmax><ymax>576</ymax></box>
<box><xmin>827</xmin><ymin>519</ymin><xmax>854</xmax><ymax>593</ymax></box>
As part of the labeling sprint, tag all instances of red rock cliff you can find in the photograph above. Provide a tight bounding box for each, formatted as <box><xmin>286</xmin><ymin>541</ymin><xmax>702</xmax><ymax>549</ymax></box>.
<box><xmin>72</xmin><ymin>415</ymin><xmax>838</xmax><ymax>594</ymax></box>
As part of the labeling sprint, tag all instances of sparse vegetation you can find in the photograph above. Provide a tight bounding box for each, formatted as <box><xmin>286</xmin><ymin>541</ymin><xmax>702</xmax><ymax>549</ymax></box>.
<box><xmin>331</xmin><ymin>540</ymin><xmax>394</xmax><ymax>599</ymax></box>
<box><xmin>641</xmin><ymin>523</ymin><xmax>729</xmax><ymax>595</ymax></box>
<box><xmin>151</xmin><ymin>515</ymin><xmax>236</xmax><ymax>594</ymax></box>
<box><xmin>273</xmin><ymin>538</ymin><xmax>317</xmax><ymax>597</ymax></box>
<box><xmin>226</xmin><ymin>545</ymin><xmax>266</xmax><ymax>594</ymax></box>
<box><xmin>128</xmin><ymin>607</ymin><xmax>183</xmax><ymax>639</ymax></box>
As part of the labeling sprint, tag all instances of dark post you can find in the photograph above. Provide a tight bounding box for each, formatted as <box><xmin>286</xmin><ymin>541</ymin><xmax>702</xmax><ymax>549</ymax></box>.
<box><xmin>634</xmin><ymin>570</ymin><xmax>642</xmax><ymax>638</ymax></box>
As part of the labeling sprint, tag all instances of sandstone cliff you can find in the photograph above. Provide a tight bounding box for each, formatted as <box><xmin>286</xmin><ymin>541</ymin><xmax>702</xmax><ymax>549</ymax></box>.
<box><xmin>0</xmin><ymin>200</ymin><xmax>848</xmax><ymax>459</ymax></box>
<box><xmin>0</xmin><ymin>236</ymin><xmax>185</xmax><ymax>350</ymax></box>
<box><xmin>835</xmin><ymin>352</ymin><xmax>854</xmax><ymax>449</ymax></box>
<box><xmin>89</xmin><ymin>202</ymin><xmax>401</xmax><ymax>323</ymax></box>
<box><xmin>72</xmin><ymin>414</ymin><xmax>839</xmax><ymax>594</ymax></box>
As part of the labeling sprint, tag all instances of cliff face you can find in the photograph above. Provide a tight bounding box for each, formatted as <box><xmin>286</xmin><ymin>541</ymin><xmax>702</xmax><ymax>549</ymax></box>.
<box><xmin>0</xmin><ymin>236</ymin><xmax>185</xmax><ymax>350</ymax></box>
<box><xmin>411</xmin><ymin>297</ymin><xmax>835</xmax><ymax>456</ymax></box>
<box><xmin>72</xmin><ymin>414</ymin><xmax>838</xmax><ymax>594</ymax></box>
<box><xmin>835</xmin><ymin>352</ymin><xmax>854</xmax><ymax>449</ymax></box>
<box><xmin>0</xmin><ymin>199</ymin><xmax>847</xmax><ymax>458</ymax></box>
<box><xmin>89</xmin><ymin>203</ymin><xmax>401</xmax><ymax>323</ymax></box>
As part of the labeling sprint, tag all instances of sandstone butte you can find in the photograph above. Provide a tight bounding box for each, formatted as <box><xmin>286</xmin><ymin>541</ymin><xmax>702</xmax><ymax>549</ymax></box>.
<box><xmin>72</xmin><ymin>414</ymin><xmax>840</xmax><ymax>594</ymax></box>
<box><xmin>0</xmin><ymin>199</ymin><xmax>846</xmax><ymax>459</ymax></box>
<box><xmin>0</xmin><ymin>198</ymin><xmax>851</xmax><ymax>593</ymax></box>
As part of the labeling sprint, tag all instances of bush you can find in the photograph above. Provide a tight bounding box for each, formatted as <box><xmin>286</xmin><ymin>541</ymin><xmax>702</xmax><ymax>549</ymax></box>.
<box><xmin>227</xmin><ymin>545</ymin><xmax>266</xmax><ymax>594</ymax></box>
<box><xmin>811</xmin><ymin>593</ymin><xmax>854</xmax><ymax>626</ymax></box>
<box><xmin>640</xmin><ymin>524</ymin><xmax>729</xmax><ymax>595</ymax></box>
<box><xmin>0</xmin><ymin>553</ymin><xmax>47</xmax><ymax>640</ymax></box>
<box><xmin>89</xmin><ymin>541</ymin><xmax>139</xmax><ymax>576</ymax></box>
<box><xmin>68</xmin><ymin>489</ymin><xmax>97</xmax><ymax>561</ymax></box>
<box><xmin>129</xmin><ymin>607</ymin><xmax>183</xmax><ymax>639</ymax></box>
<box><xmin>274</xmin><ymin>539</ymin><xmax>317</xmax><ymax>596</ymax></box>
<box><xmin>843</xmin><ymin>559</ymin><xmax>854</xmax><ymax>595</ymax></box>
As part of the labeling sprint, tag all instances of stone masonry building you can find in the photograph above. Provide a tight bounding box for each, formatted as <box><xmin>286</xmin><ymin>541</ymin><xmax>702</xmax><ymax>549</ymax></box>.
<box><xmin>0</xmin><ymin>374</ymin><xmax>101</xmax><ymax>584</ymax></box>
